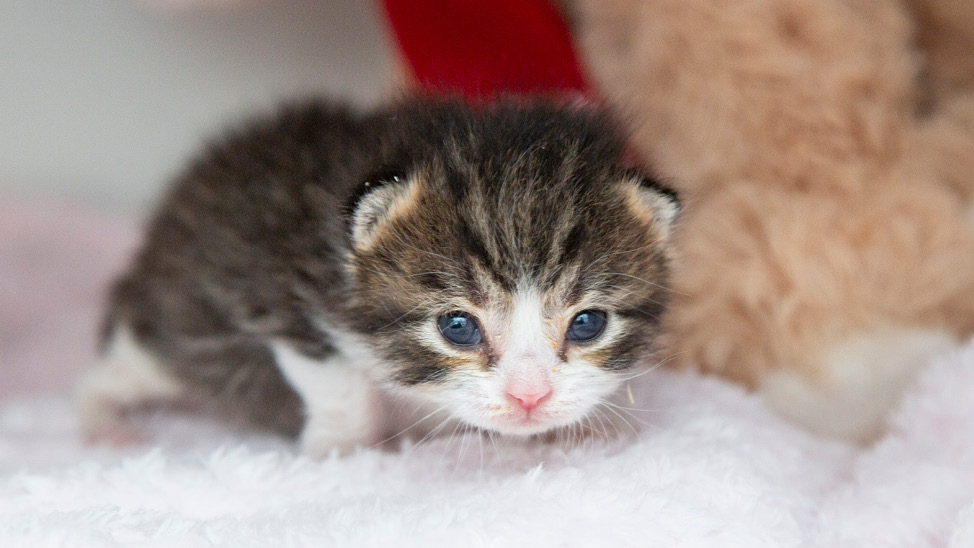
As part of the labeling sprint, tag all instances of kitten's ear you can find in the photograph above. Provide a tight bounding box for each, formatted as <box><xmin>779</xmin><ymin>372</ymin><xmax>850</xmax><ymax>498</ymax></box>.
<box><xmin>345</xmin><ymin>168</ymin><xmax>417</xmax><ymax>249</ymax></box>
<box><xmin>622</xmin><ymin>173</ymin><xmax>681</xmax><ymax>241</ymax></box>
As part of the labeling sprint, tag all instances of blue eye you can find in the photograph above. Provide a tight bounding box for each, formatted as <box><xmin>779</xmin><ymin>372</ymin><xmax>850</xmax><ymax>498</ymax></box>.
<box><xmin>565</xmin><ymin>310</ymin><xmax>607</xmax><ymax>342</ymax></box>
<box><xmin>437</xmin><ymin>312</ymin><xmax>482</xmax><ymax>346</ymax></box>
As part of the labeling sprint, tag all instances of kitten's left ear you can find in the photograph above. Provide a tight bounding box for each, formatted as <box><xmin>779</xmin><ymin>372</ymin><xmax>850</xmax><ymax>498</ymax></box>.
<box><xmin>622</xmin><ymin>174</ymin><xmax>681</xmax><ymax>241</ymax></box>
<box><xmin>345</xmin><ymin>168</ymin><xmax>418</xmax><ymax>250</ymax></box>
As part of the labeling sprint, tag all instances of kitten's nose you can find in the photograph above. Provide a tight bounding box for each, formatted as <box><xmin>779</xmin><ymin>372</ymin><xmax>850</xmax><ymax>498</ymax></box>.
<box><xmin>506</xmin><ymin>384</ymin><xmax>552</xmax><ymax>412</ymax></box>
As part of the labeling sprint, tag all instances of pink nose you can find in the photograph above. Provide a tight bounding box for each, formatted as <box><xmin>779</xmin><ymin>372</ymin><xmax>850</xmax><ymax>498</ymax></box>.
<box><xmin>506</xmin><ymin>385</ymin><xmax>552</xmax><ymax>412</ymax></box>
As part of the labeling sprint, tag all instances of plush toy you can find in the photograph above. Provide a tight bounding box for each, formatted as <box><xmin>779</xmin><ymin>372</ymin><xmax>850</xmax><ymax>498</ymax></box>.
<box><xmin>572</xmin><ymin>0</ymin><xmax>974</xmax><ymax>441</ymax></box>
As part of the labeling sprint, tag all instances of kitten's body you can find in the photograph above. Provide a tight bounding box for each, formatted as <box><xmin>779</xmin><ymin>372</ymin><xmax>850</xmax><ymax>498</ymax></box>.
<box><xmin>77</xmin><ymin>98</ymin><xmax>678</xmax><ymax>456</ymax></box>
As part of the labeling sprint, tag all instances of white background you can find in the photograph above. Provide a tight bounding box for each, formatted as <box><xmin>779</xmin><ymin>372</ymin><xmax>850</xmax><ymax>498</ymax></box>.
<box><xmin>0</xmin><ymin>0</ymin><xmax>392</xmax><ymax>210</ymax></box>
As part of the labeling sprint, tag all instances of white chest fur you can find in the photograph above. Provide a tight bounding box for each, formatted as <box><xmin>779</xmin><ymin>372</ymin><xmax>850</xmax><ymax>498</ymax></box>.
<box><xmin>271</xmin><ymin>331</ymin><xmax>459</xmax><ymax>457</ymax></box>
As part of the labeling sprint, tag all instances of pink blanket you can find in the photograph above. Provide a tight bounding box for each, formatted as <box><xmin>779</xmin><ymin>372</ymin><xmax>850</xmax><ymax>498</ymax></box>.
<box><xmin>2</xmin><ymin>194</ymin><xmax>973</xmax><ymax>547</ymax></box>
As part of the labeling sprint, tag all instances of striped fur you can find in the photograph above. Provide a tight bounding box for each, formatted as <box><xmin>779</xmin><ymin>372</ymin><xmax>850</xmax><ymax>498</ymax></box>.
<box><xmin>79</xmin><ymin>97</ymin><xmax>679</xmax><ymax>451</ymax></box>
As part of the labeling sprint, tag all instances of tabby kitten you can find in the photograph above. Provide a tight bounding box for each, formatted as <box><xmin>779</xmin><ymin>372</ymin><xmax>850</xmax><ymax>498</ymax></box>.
<box><xmin>76</xmin><ymin>98</ymin><xmax>679</xmax><ymax>456</ymax></box>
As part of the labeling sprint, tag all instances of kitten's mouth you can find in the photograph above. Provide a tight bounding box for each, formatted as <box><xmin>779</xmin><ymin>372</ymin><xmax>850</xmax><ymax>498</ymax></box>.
<box><xmin>491</xmin><ymin>420</ymin><xmax>555</xmax><ymax>436</ymax></box>
<box><xmin>487</xmin><ymin>409</ymin><xmax>576</xmax><ymax>436</ymax></box>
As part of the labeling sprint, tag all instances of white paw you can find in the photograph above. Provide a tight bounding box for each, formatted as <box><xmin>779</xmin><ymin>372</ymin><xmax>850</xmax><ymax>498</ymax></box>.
<box><xmin>76</xmin><ymin>325</ymin><xmax>183</xmax><ymax>445</ymax></box>
<box><xmin>271</xmin><ymin>342</ymin><xmax>382</xmax><ymax>458</ymax></box>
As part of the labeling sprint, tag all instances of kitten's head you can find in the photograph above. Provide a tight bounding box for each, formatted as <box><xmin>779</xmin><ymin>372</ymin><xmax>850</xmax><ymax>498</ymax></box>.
<box><xmin>344</xmin><ymin>99</ymin><xmax>678</xmax><ymax>436</ymax></box>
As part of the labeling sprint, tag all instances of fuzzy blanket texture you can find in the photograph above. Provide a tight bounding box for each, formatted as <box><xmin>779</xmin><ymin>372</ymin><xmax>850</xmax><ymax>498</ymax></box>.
<box><xmin>2</xmin><ymin>194</ymin><xmax>974</xmax><ymax>548</ymax></box>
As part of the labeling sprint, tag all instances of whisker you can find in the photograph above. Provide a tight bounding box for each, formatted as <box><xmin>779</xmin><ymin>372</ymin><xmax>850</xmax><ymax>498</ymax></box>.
<box><xmin>581</xmin><ymin>415</ymin><xmax>598</xmax><ymax>448</ymax></box>
<box><xmin>448</xmin><ymin>421</ymin><xmax>469</xmax><ymax>476</ymax></box>
<box><xmin>614</xmin><ymin>351</ymin><xmax>687</xmax><ymax>382</ymax></box>
<box><xmin>487</xmin><ymin>430</ymin><xmax>499</xmax><ymax>454</ymax></box>
<box><xmin>600</xmin><ymin>400</ymin><xmax>663</xmax><ymax>431</ymax></box>
<box><xmin>603</xmin><ymin>401</ymin><xmax>671</xmax><ymax>415</ymax></box>
<box><xmin>590</xmin><ymin>408</ymin><xmax>610</xmax><ymax>441</ymax></box>
<box><xmin>477</xmin><ymin>430</ymin><xmax>485</xmax><ymax>472</ymax></box>
<box><xmin>370</xmin><ymin>404</ymin><xmax>449</xmax><ymax>449</ymax></box>
<box><xmin>406</xmin><ymin>414</ymin><xmax>454</xmax><ymax>457</ymax></box>
<box><xmin>599</xmin><ymin>401</ymin><xmax>640</xmax><ymax>436</ymax></box>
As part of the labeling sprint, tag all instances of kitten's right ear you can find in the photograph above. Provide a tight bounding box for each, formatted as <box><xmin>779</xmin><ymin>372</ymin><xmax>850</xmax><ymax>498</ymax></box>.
<box><xmin>344</xmin><ymin>168</ymin><xmax>417</xmax><ymax>250</ymax></box>
<box><xmin>622</xmin><ymin>173</ymin><xmax>681</xmax><ymax>241</ymax></box>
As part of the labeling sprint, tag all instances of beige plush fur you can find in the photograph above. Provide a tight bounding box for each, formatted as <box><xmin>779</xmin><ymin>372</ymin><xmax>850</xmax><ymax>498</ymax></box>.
<box><xmin>573</xmin><ymin>0</ymin><xmax>974</xmax><ymax>441</ymax></box>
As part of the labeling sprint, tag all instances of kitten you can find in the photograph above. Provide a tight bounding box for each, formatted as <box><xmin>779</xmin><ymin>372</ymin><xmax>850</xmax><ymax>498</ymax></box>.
<box><xmin>76</xmin><ymin>97</ymin><xmax>679</xmax><ymax>456</ymax></box>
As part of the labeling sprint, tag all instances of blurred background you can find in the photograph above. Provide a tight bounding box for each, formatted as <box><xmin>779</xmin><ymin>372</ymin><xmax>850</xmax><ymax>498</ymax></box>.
<box><xmin>0</xmin><ymin>0</ymin><xmax>393</xmax><ymax>400</ymax></box>
<box><xmin>1</xmin><ymin>0</ymin><xmax>392</xmax><ymax>209</ymax></box>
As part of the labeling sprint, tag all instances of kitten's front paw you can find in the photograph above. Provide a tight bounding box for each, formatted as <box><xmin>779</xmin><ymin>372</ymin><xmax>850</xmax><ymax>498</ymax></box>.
<box><xmin>271</xmin><ymin>344</ymin><xmax>382</xmax><ymax>458</ymax></box>
<box><xmin>76</xmin><ymin>378</ymin><xmax>151</xmax><ymax>448</ymax></box>
<box><xmin>78</xmin><ymin>403</ymin><xmax>150</xmax><ymax>447</ymax></box>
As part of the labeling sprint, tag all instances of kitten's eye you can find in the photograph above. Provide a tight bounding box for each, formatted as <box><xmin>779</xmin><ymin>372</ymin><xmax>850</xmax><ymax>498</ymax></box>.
<box><xmin>565</xmin><ymin>310</ymin><xmax>607</xmax><ymax>342</ymax></box>
<box><xmin>437</xmin><ymin>312</ymin><xmax>483</xmax><ymax>346</ymax></box>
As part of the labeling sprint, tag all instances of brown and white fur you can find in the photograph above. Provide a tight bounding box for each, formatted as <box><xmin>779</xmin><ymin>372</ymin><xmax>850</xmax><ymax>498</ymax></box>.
<box><xmin>76</xmin><ymin>98</ymin><xmax>680</xmax><ymax>457</ymax></box>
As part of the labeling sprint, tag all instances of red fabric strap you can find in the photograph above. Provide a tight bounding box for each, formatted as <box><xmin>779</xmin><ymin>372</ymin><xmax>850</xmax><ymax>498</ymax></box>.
<box><xmin>379</xmin><ymin>0</ymin><xmax>591</xmax><ymax>99</ymax></box>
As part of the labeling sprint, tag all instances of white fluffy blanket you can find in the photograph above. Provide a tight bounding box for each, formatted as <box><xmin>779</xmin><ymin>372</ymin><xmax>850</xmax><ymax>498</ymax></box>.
<box><xmin>3</xmin><ymin>195</ymin><xmax>974</xmax><ymax>547</ymax></box>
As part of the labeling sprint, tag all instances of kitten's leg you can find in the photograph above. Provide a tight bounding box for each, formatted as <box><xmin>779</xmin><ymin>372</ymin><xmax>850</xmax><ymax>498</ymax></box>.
<box><xmin>76</xmin><ymin>324</ymin><xmax>187</xmax><ymax>444</ymax></box>
<box><xmin>270</xmin><ymin>342</ymin><xmax>381</xmax><ymax>458</ymax></box>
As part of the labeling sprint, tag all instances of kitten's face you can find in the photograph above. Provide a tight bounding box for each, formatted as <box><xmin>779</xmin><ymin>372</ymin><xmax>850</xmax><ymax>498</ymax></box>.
<box><xmin>344</xmin><ymin>102</ymin><xmax>678</xmax><ymax>436</ymax></box>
